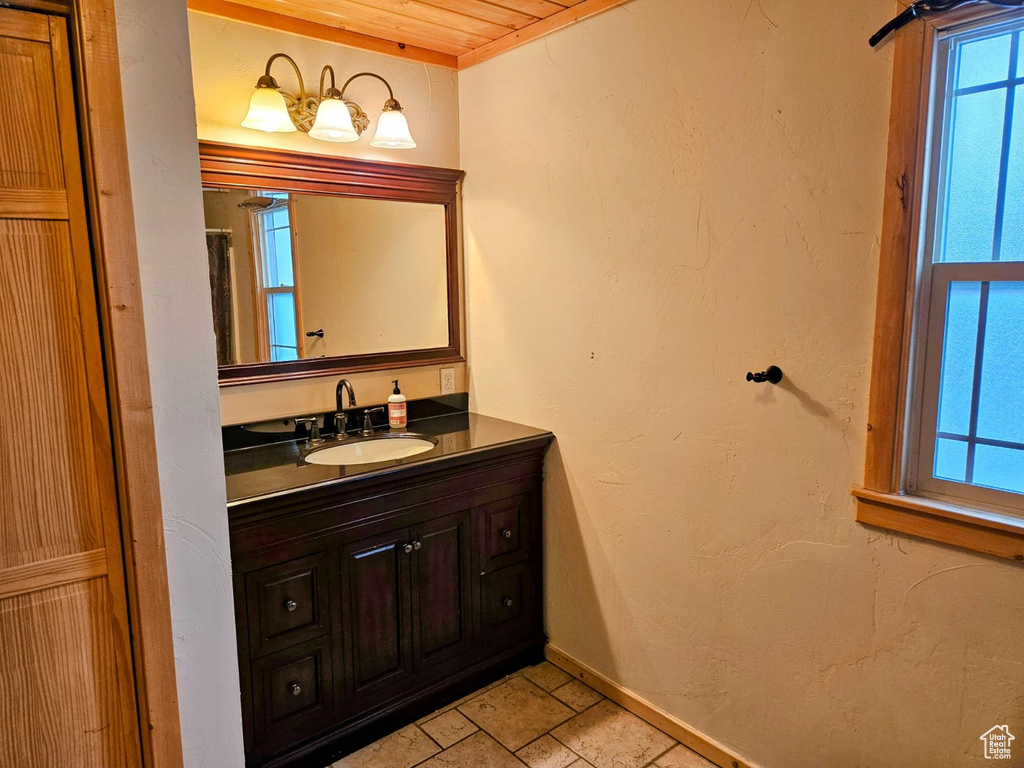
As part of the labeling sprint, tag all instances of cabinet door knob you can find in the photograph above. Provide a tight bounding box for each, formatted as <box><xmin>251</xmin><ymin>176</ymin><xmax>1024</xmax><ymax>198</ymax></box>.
<box><xmin>289</xmin><ymin>683</ymin><xmax>302</xmax><ymax>697</ymax></box>
<box><xmin>501</xmin><ymin>529</ymin><xmax>512</xmax><ymax>539</ymax></box>
<box><xmin>503</xmin><ymin>597</ymin><xmax>514</xmax><ymax>609</ymax></box>
<box><xmin>403</xmin><ymin>543</ymin><xmax>414</xmax><ymax>554</ymax></box>
<box><xmin>285</xmin><ymin>600</ymin><xmax>298</xmax><ymax>612</ymax></box>
<box><xmin>412</xmin><ymin>541</ymin><xmax>422</xmax><ymax>551</ymax></box>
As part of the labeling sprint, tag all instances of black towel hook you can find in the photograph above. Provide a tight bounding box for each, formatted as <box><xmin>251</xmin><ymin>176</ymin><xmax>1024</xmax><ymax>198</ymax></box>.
<box><xmin>747</xmin><ymin>366</ymin><xmax>783</xmax><ymax>385</ymax></box>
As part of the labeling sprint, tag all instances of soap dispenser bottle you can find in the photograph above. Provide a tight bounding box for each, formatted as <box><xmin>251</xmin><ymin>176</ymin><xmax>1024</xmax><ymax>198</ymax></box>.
<box><xmin>388</xmin><ymin>380</ymin><xmax>407</xmax><ymax>429</ymax></box>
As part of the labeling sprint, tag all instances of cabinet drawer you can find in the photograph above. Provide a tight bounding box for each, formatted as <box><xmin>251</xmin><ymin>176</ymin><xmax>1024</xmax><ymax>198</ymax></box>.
<box><xmin>246</xmin><ymin>552</ymin><xmax>330</xmax><ymax>658</ymax></box>
<box><xmin>252</xmin><ymin>638</ymin><xmax>335</xmax><ymax>746</ymax></box>
<box><xmin>475</xmin><ymin>493</ymin><xmax>531</xmax><ymax>574</ymax></box>
<box><xmin>480</xmin><ymin>562</ymin><xmax>531</xmax><ymax>637</ymax></box>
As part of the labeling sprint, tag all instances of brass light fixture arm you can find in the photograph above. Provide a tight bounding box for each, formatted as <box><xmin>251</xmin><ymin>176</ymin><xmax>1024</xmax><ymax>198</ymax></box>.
<box><xmin>259</xmin><ymin>53</ymin><xmax>322</xmax><ymax>132</ymax></box>
<box><xmin>262</xmin><ymin>53</ymin><xmax>307</xmax><ymax>103</ymax></box>
<box><xmin>340</xmin><ymin>72</ymin><xmax>401</xmax><ymax>110</ymax></box>
<box><xmin>318</xmin><ymin>64</ymin><xmax>341</xmax><ymax>100</ymax></box>
<box><xmin>336</xmin><ymin>72</ymin><xmax>400</xmax><ymax>136</ymax></box>
<box><xmin>314</xmin><ymin>64</ymin><xmax>367</xmax><ymax>135</ymax></box>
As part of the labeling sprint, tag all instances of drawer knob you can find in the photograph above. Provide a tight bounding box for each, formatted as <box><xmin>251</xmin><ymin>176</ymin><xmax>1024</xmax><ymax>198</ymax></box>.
<box><xmin>501</xmin><ymin>528</ymin><xmax>512</xmax><ymax>539</ymax></box>
<box><xmin>503</xmin><ymin>597</ymin><xmax>514</xmax><ymax>609</ymax></box>
<box><xmin>289</xmin><ymin>683</ymin><xmax>302</xmax><ymax>697</ymax></box>
<box><xmin>284</xmin><ymin>600</ymin><xmax>298</xmax><ymax>613</ymax></box>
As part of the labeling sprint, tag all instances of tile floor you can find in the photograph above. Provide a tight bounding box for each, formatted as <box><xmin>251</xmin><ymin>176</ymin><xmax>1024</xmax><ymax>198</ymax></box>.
<box><xmin>331</xmin><ymin>662</ymin><xmax>718</xmax><ymax>768</ymax></box>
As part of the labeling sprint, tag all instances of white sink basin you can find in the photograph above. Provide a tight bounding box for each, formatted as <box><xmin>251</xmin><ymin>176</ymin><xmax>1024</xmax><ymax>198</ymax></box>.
<box><xmin>304</xmin><ymin>434</ymin><xmax>436</xmax><ymax>466</ymax></box>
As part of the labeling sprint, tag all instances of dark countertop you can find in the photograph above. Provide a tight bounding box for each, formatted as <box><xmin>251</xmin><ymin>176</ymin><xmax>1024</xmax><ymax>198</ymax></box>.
<box><xmin>224</xmin><ymin>412</ymin><xmax>553</xmax><ymax>506</ymax></box>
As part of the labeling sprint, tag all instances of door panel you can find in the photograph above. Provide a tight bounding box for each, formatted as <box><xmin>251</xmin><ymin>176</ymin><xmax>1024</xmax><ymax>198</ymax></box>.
<box><xmin>0</xmin><ymin>220</ymin><xmax>106</xmax><ymax>568</ymax></box>
<box><xmin>0</xmin><ymin>19</ymin><xmax>64</xmax><ymax>203</ymax></box>
<box><xmin>0</xmin><ymin>580</ymin><xmax>130</xmax><ymax>768</ymax></box>
<box><xmin>340</xmin><ymin>528</ymin><xmax>413</xmax><ymax>700</ymax></box>
<box><xmin>0</xmin><ymin>9</ymin><xmax>142</xmax><ymax>767</ymax></box>
<box><xmin>411</xmin><ymin>510</ymin><xmax>473</xmax><ymax>670</ymax></box>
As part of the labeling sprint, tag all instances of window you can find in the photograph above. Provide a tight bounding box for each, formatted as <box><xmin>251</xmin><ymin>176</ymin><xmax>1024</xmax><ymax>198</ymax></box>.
<box><xmin>856</xmin><ymin>9</ymin><xmax>1024</xmax><ymax>561</ymax></box>
<box><xmin>252</xmin><ymin>192</ymin><xmax>301</xmax><ymax>362</ymax></box>
<box><xmin>913</xmin><ymin>17</ymin><xmax>1024</xmax><ymax>507</ymax></box>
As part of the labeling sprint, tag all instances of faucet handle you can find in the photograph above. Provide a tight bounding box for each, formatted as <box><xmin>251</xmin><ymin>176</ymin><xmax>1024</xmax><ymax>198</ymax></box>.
<box><xmin>295</xmin><ymin>417</ymin><xmax>323</xmax><ymax>445</ymax></box>
<box><xmin>361</xmin><ymin>407</ymin><xmax>385</xmax><ymax>435</ymax></box>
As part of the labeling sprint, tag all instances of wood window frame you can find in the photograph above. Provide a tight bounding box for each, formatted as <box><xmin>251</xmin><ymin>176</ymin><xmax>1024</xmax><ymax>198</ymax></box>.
<box><xmin>199</xmin><ymin>141</ymin><xmax>466</xmax><ymax>387</ymax></box>
<box><xmin>247</xmin><ymin>193</ymin><xmax>305</xmax><ymax>361</ymax></box>
<box><xmin>856</xmin><ymin>6</ymin><xmax>1024</xmax><ymax>563</ymax></box>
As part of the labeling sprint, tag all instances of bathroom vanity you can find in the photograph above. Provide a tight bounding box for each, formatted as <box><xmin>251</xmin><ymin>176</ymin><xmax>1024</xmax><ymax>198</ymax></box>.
<box><xmin>203</xmin><ymin>144</ymin><xmax>550</xmax><ymax>766</ymax></box>
<box><xmin>225</xmin><ymin>407</ymin><xmax>552</xmax><ymax>767</ymax></box>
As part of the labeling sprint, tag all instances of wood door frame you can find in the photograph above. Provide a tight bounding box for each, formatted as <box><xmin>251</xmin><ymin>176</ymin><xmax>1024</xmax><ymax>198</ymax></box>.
<box><xmin>9</xmin><ymin>1</ymin><xmax>185</xmax><ymax>766</ymax></box>
<box><xmin>199</xmin><ymin>141</ymin><xmax>467</xmax><ymax>387</ymax></box>
<box><xmin>288</xmin><ymin>195</ymin><xmax>307</xmax><ymax>359</ymax></box>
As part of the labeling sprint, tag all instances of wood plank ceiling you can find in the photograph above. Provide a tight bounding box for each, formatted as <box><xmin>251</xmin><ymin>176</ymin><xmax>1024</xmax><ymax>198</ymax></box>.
<box><xmin>188</xmin><ymin>0</ymin><xmax>632</xmax><ymax>69</ymax></box>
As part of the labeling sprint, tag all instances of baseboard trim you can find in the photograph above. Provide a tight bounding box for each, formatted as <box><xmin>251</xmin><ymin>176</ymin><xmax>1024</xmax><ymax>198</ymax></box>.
<box><xmin>545</xmin><ymin>645</ymin><xmax>760</xmax><ymax>768</ymax></box>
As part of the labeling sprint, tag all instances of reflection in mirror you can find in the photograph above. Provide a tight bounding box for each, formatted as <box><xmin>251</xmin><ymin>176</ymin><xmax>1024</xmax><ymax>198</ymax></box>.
<box><xmin>203</xmin><ymin>188</ymin><xmax>449</xmax><ymax>367</ymax></box>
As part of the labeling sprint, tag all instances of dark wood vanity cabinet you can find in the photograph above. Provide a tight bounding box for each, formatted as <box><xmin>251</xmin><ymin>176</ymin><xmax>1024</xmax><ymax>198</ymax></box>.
<box><xmin>339</xmin><ymin>509</ymin><xmax>473</xmax><ymax>711</ymax></box>
<box><xmin>229</xmin><ymin>439</ymin><xmax>550</xmax><ymax>768</ymax></box>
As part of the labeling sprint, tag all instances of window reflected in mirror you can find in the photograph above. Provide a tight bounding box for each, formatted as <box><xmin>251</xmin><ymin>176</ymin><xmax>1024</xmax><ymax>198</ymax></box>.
<box><xmin>203</xmin><ymin>189</ymin><xmax>449</xmax><ymax>367</ymax></box>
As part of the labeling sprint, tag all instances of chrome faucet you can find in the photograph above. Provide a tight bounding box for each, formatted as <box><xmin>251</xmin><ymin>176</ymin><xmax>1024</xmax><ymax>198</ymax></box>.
<box><xmin>336</xmin><ymin>379</ymin><xmax>357</xmax><ymax>434</ymax></box>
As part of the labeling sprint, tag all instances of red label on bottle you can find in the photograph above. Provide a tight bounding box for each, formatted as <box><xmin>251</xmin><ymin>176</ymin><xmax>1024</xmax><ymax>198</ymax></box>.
<box><xmin>389</xmin><ymin>402</ymin><xmax>407</xmax><ymax>428</ymax></box>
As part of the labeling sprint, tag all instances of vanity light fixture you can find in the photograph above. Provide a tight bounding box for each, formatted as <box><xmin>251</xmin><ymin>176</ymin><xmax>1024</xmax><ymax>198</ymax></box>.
<box><xmin>310</xmin><ymin>66</ymin><xmax>358</xmax><ymax>142</ymax></box>
<box><xmin>241</xmin><ymin>53</ymin><xmax>416</xmax><ymax>148</ymax></box>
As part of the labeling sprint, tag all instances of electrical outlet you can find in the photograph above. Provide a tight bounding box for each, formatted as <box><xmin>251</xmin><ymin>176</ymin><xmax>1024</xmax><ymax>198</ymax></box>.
<box><xmin>440</xmin><ymin>368</ymin><xmax>456</xmax><ymax>395</ymax></box>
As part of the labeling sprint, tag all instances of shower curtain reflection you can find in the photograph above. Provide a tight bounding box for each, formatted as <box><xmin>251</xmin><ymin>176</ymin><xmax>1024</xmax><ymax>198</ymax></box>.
<box><xmin>206</xmin><ymin>232</ymin><xmax>235</xmax><ymax>366</ymax></box>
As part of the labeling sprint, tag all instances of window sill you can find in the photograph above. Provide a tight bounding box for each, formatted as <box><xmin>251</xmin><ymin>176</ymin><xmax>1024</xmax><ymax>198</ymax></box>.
<box><xmin>852</xmin><ymin>487</ymin><xmax>1024</xmax><ymax>562</ymax></box>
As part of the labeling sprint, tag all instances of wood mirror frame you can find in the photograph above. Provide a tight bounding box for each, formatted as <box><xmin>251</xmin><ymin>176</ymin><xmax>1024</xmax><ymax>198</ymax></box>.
<box><xmin>199</xmin><ymin>141</ymin><xmax>465</xmax><ymax>386</ymax></box>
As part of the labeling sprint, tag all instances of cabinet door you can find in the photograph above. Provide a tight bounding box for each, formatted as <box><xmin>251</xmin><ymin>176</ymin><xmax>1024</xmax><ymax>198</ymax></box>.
<box><xmin>410</xmin><ymin>510</ymin><xmax>473</xmax><ymax>671</ymax></box>
<box><xmin>340</xmin><ymin>528</ymin><xmax>414</xmax><ymax>705</ymax></box>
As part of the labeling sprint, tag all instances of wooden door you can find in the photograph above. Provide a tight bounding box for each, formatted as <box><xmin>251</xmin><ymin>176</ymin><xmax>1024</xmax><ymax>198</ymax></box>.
<box><xmin>339</xmin><ymin>527</ymin><xmax>414</xmax><ymax>707</ymax></box>
<box><xmin>0</xmin><ymin>8</ymin><xmax>143</xmax><ymax>767</ymax></box>
<box><xmin>410</xmin><ymin>510</ymin><xmax>473</xmax><ymax>671</ymax></box>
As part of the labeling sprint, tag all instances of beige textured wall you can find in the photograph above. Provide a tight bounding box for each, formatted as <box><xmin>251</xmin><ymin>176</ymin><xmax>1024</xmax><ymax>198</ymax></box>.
<box><xmin>117</xmin><ymin>0</ymin><xmax>245</xmax><ymax>764</ymax></box>
<box><xmin>188</xmin><ymin>11</ymin><xmax>465</xmax><ymax>423</ymax></box>
<box><xmin>460</xmin><ymin>2</ymin><xmax>1024</xmax><ymax>766</ymax></box>
<box><xmin>293</xmin><ymin>195</ymin><xmax>448</xmax><ymax>357</ymax></box>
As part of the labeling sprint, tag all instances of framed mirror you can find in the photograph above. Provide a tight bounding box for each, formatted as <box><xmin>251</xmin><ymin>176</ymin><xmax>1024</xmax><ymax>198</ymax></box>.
<box><xmin>199</xmin><ymin>142</ymin><xmax>464</xmax><ymax>386</ymax></box>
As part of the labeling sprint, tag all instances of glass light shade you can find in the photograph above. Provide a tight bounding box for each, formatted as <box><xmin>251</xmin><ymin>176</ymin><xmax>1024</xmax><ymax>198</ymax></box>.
<box><xmin>370</xmin><ymin>108</ymin><xmax>416</xmax><ymax>149</ymax></box>
<box><xmin>241</xmin><ymin>87</ymin><xmax>296</xmax><ymax>133</ymax></box>
<box><xmin>309</xmin><ymin>97</ymin><xmax>359</xmax><ymax>142</ymax></box>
